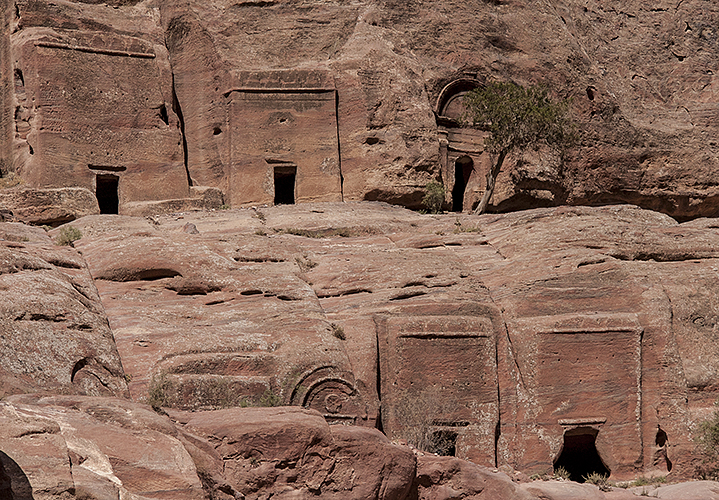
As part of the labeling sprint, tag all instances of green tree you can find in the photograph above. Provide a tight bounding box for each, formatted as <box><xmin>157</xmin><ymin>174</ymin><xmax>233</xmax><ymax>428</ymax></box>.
<box><xmin>463</xmin><ymin>82</ymin><xmax>575</xmax><ymax>215</ymax></box>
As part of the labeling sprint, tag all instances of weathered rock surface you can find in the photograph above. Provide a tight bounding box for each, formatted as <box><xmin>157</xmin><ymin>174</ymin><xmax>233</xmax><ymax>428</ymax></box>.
<box><xmin>42</xmin><ymin>201</ymin><xmax>719</xmax><ymax>484</ymax></box>
<box><xmin>174</xmin><ymin>406</ymin><xmax>416</xmax><ymax>499</ymax></box>
<box><xmin>3</xmin><ymin>0</ymin><xmax>719</xmax><ymax>219</ymax></box>
<box><xmin>0</xmin><ymin>221</ymin><xmax>128</xmax><ymax>398</ymax></box>
<box><xmin>6</xmin><ymin>202</ymin><xmax>719</xmax><ymax>497</ymax></box>
<box><xmin>1</xmin><ymin>395</ymin><xmax>207</xmax><ymax>500</ymax></box>
<box><xmin>415</xmin><ymin>455</ymin><xmax>533</xmax><ymax>500</ymax></box>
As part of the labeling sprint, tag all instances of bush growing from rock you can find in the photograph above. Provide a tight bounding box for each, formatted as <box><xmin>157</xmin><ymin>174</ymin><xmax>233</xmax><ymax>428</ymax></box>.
<box><xmin>463</xmin><ymin>82</ymin><xmax>575</xmax><ymax>214</ymax></box>
<box><xmin>696</xmin><ymin>403</ymin><xmax>719</xmax><ymax>479</ymax></box>
<box><xmin>55</xmin><ymin>225</ymin><xmax>82</xmax><ymax>246</ymax></box>
<box><xmin>422</xmin><ymin>181</ymin><xmax>445</xmax><ymax>213</ymax></box>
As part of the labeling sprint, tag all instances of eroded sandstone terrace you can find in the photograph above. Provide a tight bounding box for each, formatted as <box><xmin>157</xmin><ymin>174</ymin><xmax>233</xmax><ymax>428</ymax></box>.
<box><xmin>3</xmin><ymin>203</ymin><xmax>719</xmax><ymax>498</ymax></box>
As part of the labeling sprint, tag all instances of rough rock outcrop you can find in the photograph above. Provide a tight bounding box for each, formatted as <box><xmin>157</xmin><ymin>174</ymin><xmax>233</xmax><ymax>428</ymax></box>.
<box><xmin>6</xmin><ymin>202</ymin><xmax>719</xmax><ymax>497</ymax></box>
<box><xmin>50</xmin><ymin>202</ymin><xmax>719</xmax><ymax>483</ymax></box>
<box><xmin>174</xmin><ymin>406</ymin><xmax>416</xmax><ymax>499</ymax></box>
<box><xmin>0</xmin><ymin>221</ymin><xmax>127</xmax><ymax>398</ymax></box>
<box><xmin>1</xmin><ymin>395</ymin><xmax>205</xmax><ymax>500</ymax></box>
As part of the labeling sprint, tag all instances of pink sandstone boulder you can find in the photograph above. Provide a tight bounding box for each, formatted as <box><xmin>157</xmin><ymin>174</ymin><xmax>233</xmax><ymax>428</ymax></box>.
<box><xmin>0</xmin><ymin>222</ymin><xmax>128</xmax><ymax>398</ymax></box>
<box><xmin>415</xmin><ymin>455</ymin><xmax>534</xmax><ymax>500</ymax></box>
<box><xmin>173</xmin><ymin>405</ymin><xmax>416</xmax><ymax>499</ymax></box>
<box><xmin>2</xmin><ymin>394</ymin><xmax>205</xmax><ymax>500</ymax></box>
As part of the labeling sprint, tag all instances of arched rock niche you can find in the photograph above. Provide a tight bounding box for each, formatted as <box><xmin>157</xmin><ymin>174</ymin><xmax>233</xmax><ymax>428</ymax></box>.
<box><xmin>435</xmin><ymin>78</ymin><xmax>489</xmax><ymax>212</ymax></box>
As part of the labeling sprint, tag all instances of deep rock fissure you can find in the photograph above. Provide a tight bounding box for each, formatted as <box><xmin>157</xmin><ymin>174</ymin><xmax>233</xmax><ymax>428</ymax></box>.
<box><xmin>171</xmin><ymin>72</ymin><xmax>192</xmax><ymax>187</ymax></box>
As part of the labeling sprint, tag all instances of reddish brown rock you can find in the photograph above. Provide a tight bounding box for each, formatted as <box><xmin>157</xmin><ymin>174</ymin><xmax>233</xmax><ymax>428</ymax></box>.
<box><xmin>72</xmin><ymin>212</ymin><xmax>377</xmax><ymax>427</ymax></box>
<box><xmin>6</xmin><ymin>0</ymin><xmax>190</xmax><ymax>217</ymax></box>
<box><xmin>58</xmin><ymin>202</ymin><xmax>719</xmax><ymax>484</ymax></box>
<box><xmin>175</xmin><ymin>406</ymin><xmax>416</xmax><ymax>499</ymax></box>
<box><xmin>414</xmin><ymin>455</ymin><xmax>534</xmax><ymax>500</ymax></box>
<box><xmin>1</xmin><ymin>395</ymin><xmax>205</xmax><ymax>500</ymax></box>
<box><xmin>0</xmin><ymin>221</ymin><xmax>128</xmax><ymax>398</ymax></box>
<box><xmin>0</xmin><ymin>187</ymin><xmax>98</xmax><ymax>226</ymax></box>
<box><xmin>13</xmin><ymin>201</ymin><xmax>719</xmax><ymax>489</ymax></box>
<box><xmin>3</xmin><ymin>1</ymin><xmax>719</xmax><ymax>219</ymax></box>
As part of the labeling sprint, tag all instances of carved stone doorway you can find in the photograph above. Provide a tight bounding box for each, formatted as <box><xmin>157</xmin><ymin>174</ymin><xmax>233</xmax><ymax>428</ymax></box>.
<box><xmin>452</xmin><ymin>156</ymin><xmax>473</xmax><ymax>212</ymax></box>
<box><xmin>96</xmin><ymin>174</ymin><xmax>119</xmax><ymax>214</ymax></box>
<box><xmin>554</xmin><ymin>427</ymin><xmax>611</xmax><ymax>482</ymax></box>
<box><xmin>274</xmin><ymin>165</ymin><xmax>296</xmax><ymax>205</ymax></box>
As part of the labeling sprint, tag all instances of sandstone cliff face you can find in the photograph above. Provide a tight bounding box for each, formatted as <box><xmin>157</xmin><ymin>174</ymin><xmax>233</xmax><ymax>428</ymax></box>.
<box><xmin>48</xmin><ymin>203</ymin><xmax>719</xmax><ymax>483</ymax></box>
<box><xmin>1</xmin><ymin>0</ymin><xmax>718</xmax><ymax>220</ymax></box>
<box><xmin>0</xmin><ymin>222</ymin><xmax>128</xmax><ymax>398</ymax></box>
<box><xmin>3</xmin><ymin>203</ymin><xmax>719</xmax><ymax>498</ymax></box>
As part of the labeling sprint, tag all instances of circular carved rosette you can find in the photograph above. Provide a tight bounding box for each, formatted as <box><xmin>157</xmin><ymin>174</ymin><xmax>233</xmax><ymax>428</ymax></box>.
<box><xmin>290</xmin><ymin>367</ymin><xmax>367</xmax><ymax>425</ymax></box>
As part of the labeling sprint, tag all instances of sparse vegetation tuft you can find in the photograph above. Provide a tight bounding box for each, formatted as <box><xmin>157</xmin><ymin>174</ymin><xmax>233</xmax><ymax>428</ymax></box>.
<box><xmin>277</xmin><ymin>227</ymin><xmax>368</xmax><ymax>238</ymax></box>
<box><xmin>394</xmin><ymin>386</ymin><xmax>454</xmax><ymax>455</ymax></box>
<box><xmin>695</xmin><ymin>401</ymin><xmax>719</xmax><ymax>479</ymax></box>
<box><xmin>553</xmin><ymin>466</ymin><xmax>570</xmax><ymax>480</ymax></box>
<box><xmin>331</xmin><ymin>323</ymin><xmax>346</xmax><ymax>340</ymax></box>
<box><xmin>0</xmin><ymin>172</ymin><xmax>23</xmax><ymax>189</ymax></box>
<box><xmin>583</xmin><ymin>472</ymin><xmax>611</xmax><ymax>491</ymax></box>
<box><xmin>258</xmin><ymin>388</ymin><xmax>283</xmax><ymax>407</ymax></box>
<box><xmin>422</xmin><ymin>181</ymin><xmax>445</xmax><ymax>214</ymax></box>
<box><xmin>295</xmin><ymin>254</ymin><xmax>318</xmax><ymax>272</ymax></box>
<box><xmin>55</xmin><ymin>225</ymin><xmax>82</xmax><ymax>247</ymax></box>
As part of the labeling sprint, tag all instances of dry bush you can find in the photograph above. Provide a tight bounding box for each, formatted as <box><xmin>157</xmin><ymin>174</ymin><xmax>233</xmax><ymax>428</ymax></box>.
<box><xmin>394</xmin><ymin>386</ymin><xmax>454</xmax><ymax>455</ymax></box>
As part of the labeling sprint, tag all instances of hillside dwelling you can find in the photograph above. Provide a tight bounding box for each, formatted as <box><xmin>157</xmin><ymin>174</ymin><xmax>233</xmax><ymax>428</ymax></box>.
<box><xmin>9</xmin><ymin>31</ymin><xmax>189</xmax><ymax>214</ymax></box>
<box><xmin>224</xmin><ymin>70</ymin><xmax>343</xmax><ymax>207</ymax></box>
<box><xmin>435</xmin><ymin>78</ymin><xmax>491</xmax><ymax>212</ymax></box>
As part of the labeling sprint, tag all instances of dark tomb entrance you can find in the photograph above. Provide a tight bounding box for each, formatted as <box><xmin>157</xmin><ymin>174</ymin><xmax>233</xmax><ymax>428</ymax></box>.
<box><xmin>430</xmin><ymin>430</ymin><xmax>458</xmax><ymax>456</ymax></box>
<box><xmin>274</xmin><ymin>166</ymin><xmax>296</xmax><ymax>205</ymax></box>
<box><xmin>554</xmin><ymin>427</ymin><xmax>610</xmax><ymax>482</ymax></box>
<box><xmin>96</xmin><ymin>174</ymin><xmax>119</xmax><ymax>214</ymax></box>
<box><xmin>452</xmin><ymin>156</ymin><xmax>473</xmax><ymax>212</ymax></box>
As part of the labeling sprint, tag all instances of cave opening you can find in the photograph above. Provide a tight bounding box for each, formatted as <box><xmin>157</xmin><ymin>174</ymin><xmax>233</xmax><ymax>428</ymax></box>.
<box><xmin>554</xmin><ymin>427</ymin><xmax>610</xmax><ymax>482</ymax></box>
<box><xmin>452</xmin><ymin>156</ymin><xmax>473</xmax><ymax>212</ymax></box>
<box><xmin>96</xmin><ymin>174</ymin><xmax>119</xmax><ymax>214</ymax></box>
<box><xmin>274</xmin><ymin>166</ymin><xmax>296</xmax><ymax>205</ymax></box>
<box><xmin>430</xmin><ymin>430</ymin><xmax>458</xmax><ymax>456</ymax></box>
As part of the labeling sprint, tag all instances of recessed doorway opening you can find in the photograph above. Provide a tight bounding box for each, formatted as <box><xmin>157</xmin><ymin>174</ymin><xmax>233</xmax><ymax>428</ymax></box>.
<box><xmin>452</xmin><ymin>156</ymin><xmax>473</xmax><ymax>212</ymax></box>
<box><xmin>274</xmin><ymin>165</ymin><xmax>296</xmax><ymax>205</ymax></box>
<box><xmin>429</xmin><ymin>430</ymin><xmax>458</xmax><ymax>456</ymax></box>
<box><xmin>553</xmin><ymin>427</ymin><xmax>610</xmax><ymax>482</ymax></box>
<box><xmin>96</xmin><ymin>174</ymin><xmax>119</xmax><ymax>214</ymax></box>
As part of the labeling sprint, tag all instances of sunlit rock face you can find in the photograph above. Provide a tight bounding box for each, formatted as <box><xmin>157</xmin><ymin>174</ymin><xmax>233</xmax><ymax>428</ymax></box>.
<box><xmin>2</xmin><ymin>0</ymin><xmax>719</xmax><ymax>220</ymax></box>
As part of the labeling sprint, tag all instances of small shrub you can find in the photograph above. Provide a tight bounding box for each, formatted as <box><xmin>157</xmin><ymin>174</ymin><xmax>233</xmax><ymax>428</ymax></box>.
<box><xmin>147</xmin><ymin>372</ymin><xmax>172</xmax><ymax>409</ymax></box>
<box><xmin>0</xmin><ymin>172</ymin><xmax>22</xmax><ymax>189</ymax></box>
<box><xmin>254</xmin><ymin>210</ymin><xmax>265</xmax><ymax>221</ymax></box>
<box><xmin>258</xmin><ymin>388</ymin><xmax>282</xmax><ymax>407</ymax></box>
<box><xmin>55</xmin><ymin>225</ymin><xmax>82</xmax><ymax>246</ymax></box>
<box><xmin>255</xmin><ymin>229</ymin><xmax>267</xmax><ymax>236</ymax></box>
<box><xmin>630</xmin><ymin>476</ymin><xmax>666</xmax><ymax>487</ymax></box>
<box><xmin>394</xmin><ymin>386</ymin><xmax>451</xmax><ymax>453</ymax></box>
<box><xmin>331</xmin><ymin>323</ymin><xmax>346</xmax><ymax>340</ymax></box>
<box><xmin>219</xmin><ymin>204</ymin><xmax>230</xmax><ymax>210</ymax></box>
<box><xmin>583</xmin><ymin>472</ymin><xmax>611</xmax><ymax>491</ymax></box>
<box><xmin>695</xmin><ymin>402</ymin><xmax>719</xmax><ymax>479</ymax></box>
<box><xmin>553</xmin><ymin>466</ymin><xmax>570</xmax><ymax>480</ymax></box>
<box><xmin>295</xmin><ymin>254</ymin><xmax>318</xmax><ymax>272</ymax></box>
<box><xmin>453</xmin><ymin>219</ymin><xmax>482</xmax><ymax>234</ymax></box>
<box><xmin>422</xmin><ymin>181</ymin><xmax>445</xmax><ymax>214</ymax></box>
